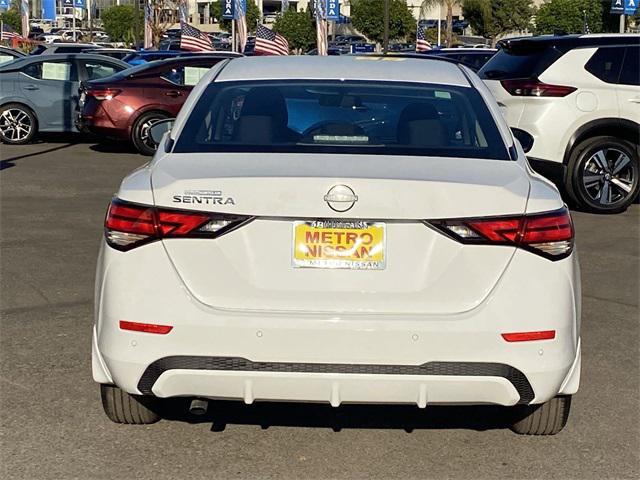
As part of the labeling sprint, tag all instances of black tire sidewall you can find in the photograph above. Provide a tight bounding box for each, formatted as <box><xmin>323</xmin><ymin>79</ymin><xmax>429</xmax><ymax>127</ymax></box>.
<box><xmin>132</xmin><ymin>112</ymin><xmax>169</xmax><ymax>156</ymax></box>
<box><xmin>568</xmin><ymin>136</ymin><xmax>639</xmax><ymax>213</ymax></box>
<box><xmin>0</xmin><ymin>103</ymin><xmax>37</xmax><ymax>145</ymax></box>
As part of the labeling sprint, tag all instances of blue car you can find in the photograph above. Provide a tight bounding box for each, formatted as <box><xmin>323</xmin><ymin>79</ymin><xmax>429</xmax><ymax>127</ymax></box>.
<box><xmin>0</xmin><ymin>53</ymin><xmax>129</xmax><ymax>144</ymax></box>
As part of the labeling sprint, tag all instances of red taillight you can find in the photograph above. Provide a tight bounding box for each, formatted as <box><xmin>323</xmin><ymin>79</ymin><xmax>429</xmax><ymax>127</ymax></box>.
<box><xmin>104</xmin><ymin>199</ymin><xmax>252</xmax><ymax>251</ymax></box>
<box><xmin>87</xmin><ymin>88</ymin><xmax>122</xmax><ymax>101</ymax></box>
<box><xmin>501</xmin><ymin>79</ymin><xmax>576</xmax><ymax>97</ymax></box>
<box><xmin>119</xmin><ymin>320</ymin><xmax>173</xmax><ymax>334</ymax></box>
<box><xmin>502</xmin><ymin>330</ymin><xmax>556</xmax><ymax>342</ymax></box>
<box><xmin>430</xmin><ymin>208</ymin><xmax>574</xmax><ymax>260</ymax></box>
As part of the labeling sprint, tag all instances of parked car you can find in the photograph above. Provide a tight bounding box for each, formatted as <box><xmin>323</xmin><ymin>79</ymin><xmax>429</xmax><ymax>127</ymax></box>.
<box><xmin>84</xmin><ymin>48</ymin><xmax>136</xmax><ymax>60</ymax></box>
<box><xmin>480</xmin><ymin>34</ymin><xmax>640</xmax><ymax>213</ymax></box>
<box><xmin>423</xmin><ymin>48</ymin><xmax>498</xmax><ymax>72</ymax></box>
<box><xmin>30</xmin><ymin>43</ymin><xmax>102</xmax><ymax>55</ymax></box>
<box><xmin>0</xmin><ymin>54</ymin><xmax>129</xmax><ymax>144</ymax></box>
<box><xmin>77</xmin><ymin>53</ymin><xmax>239</xmax><ymax>155</ymax></box>
<box><xmin>122</xmin><ymin>50</ymin><xmax>233</xmax><ymax>66</ymax></box>
<box><xmin>95</xmin><ymin>55</ymin><xmax>580</xmax><ymax>436</ymax></box>
<box><xmin>305</xmin><ymin>47</ymin><xmax>345</xmax><ymax>56</ymax></box>
<box><xmin>0</xmin><ymin>46</ymin><xmax>26</xmax><ymax>66</ymax></box>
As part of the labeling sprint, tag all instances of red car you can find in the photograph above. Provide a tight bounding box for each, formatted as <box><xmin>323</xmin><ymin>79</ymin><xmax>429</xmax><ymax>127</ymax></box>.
<box><xmin>77</xmin><ymin>53</ymin><xmax>239</xmax><ymax>155</ymax></box>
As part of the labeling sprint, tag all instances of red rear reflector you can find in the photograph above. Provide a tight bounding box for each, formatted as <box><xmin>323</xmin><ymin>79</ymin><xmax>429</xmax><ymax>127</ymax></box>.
<box><xmin>501</xmin><ymin>79</ymin><xmax>577</xmax><ymax>97</ymax></box>
<box><xmin>119</xmin><ymin>320</ymin><xmax>173</xmax><ymax>335</ymax></box>
<box><xmin>501</xmin><ymin>330</ymin><xmax>556</xmax><ymax>342</ymax></box>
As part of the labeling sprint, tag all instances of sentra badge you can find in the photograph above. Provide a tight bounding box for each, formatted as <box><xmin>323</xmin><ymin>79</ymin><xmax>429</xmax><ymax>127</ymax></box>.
<box><xmin>172</xmin><ymin>190</ymin><xmax>236</xmax><ymax>205</ymax></box>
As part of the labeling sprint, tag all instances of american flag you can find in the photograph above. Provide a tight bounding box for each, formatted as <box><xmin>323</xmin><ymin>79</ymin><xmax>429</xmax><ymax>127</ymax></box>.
<box><xmin>1</xmin><ymin>23</ymin><xmax>22</xmax><ymax>41</ymax></box>
<box><xmin>180</xmin><ymin>21</ymin><xmax>214</xmax><ymax>52</ymax></box>
<box><xmin>314</xmin><ymin>0</ymin><xmax>328</xmax><ymax>56</ymax></box>
<box><xmin>235</xmin><ymin>0</ymin><xmax>248</xmax><ymax>53</ymax></box>
<box><xmin>416</xmin><ymin>25</ymin><xmax>432</xmax><ymax>52</ymax></box>
<box><xmin>255</xmin><ymin>25</ymin><xmax>289</xmax><ymax>56</ymax></box>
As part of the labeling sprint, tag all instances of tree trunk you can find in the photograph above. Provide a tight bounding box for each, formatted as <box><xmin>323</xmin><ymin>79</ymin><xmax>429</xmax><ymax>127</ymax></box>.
<box><xmin>446</xmin><ymin>4</ymin><xmax>453</xmax><ymax>47</ymax></box>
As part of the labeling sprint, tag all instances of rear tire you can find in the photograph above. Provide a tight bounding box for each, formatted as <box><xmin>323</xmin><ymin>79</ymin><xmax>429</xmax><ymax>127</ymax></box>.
<box><xmin>566</xmin><ymin>136</ymin><xmax>639</xmax><ymax>213</ymax></box>
<box><xmin>0</xmin><ymin>103</ymin><xmax>37</xmax><ymax>145</ymax></box>
<box><xmin>131</xmin><ymin>111</ymin><xmax>169</xmax><ymax>156</ymax></box>
<box><xmin>510</xmin><ymin>395</ymin><xmax>571</xmax><ymax>435</ymax></box>
<box><xmin>100</xmin><ymin>384</ymin><xmax>161</xmax><ymax>424</ymax></box>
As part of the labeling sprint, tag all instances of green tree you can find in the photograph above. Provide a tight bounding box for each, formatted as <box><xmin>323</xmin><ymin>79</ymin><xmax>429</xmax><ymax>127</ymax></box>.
<box><xmin>535</xmin><ymin>0</ymin><xmax>603</xmax><ymax>35</ymax></box>
<box><xmin>0</xmin><ymin>8</ymin><xmax>21</xmax><ymax>34</ymax></box>
<box><xmin>273</xmin><ymin>8</ymin><xmax>315</xmax><ymax>54</ymax></box>
<box><xmin>101</xmin><ymin>5</ymin><xmax>143</xmax><ymax>44</ymax></box>
<box><xmin>350</xmin><ymin>0</ymin><xmax>415</xmax><ymax>46</ymax></box>
<box><xmin>462</xmin><ymin>0</ymin><xmax>535</xmax><ymax>46</ymax></box>
<box><xmin>211</xmin><ymin>0</ymin><xmax>261</xmax><ymax>33</ymax></box>
<box><xmin>419</xmin><ymin>0</ymin><xmax>462</xmax><ymax>47</ymax></box>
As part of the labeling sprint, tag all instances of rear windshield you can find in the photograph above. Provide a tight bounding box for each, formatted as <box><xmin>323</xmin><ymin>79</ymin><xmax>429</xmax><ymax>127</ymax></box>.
<box><xmin>173</xmin><ymin>81</ymin><xmax>509</xmax><ymax>160</ymax></box>
<box><xmin>479</xmin><ymin>47</ymin><xmax>563</xmax><ymax>80</ymax></box>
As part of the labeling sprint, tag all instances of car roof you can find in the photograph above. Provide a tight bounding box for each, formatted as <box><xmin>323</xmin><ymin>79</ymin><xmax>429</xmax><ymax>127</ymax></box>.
<box><xmin>498</xmin><ymin>33</ymin><xmax>640</xmax><ymax>52</ymax></box>
<box><xmin>215</xmin><ymin>55</ymin><xmax>470</xmax><ymax>86</ymax></box>
<box><xmin>0</xmin><ymin>46</ymin><xmax>25</xmax><ymax>56</ymax></box>
<box><xmin>45</xmin><ymin>43</ymin><xmax>101</xmax><ymax>48</ymax></box>
<box><xmin>0</xmin><ymin>53</ymin><xmax>128</xmax><ymax>71</ymax></box>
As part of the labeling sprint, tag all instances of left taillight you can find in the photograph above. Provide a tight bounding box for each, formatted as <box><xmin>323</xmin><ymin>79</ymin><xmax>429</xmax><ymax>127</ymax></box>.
<box><xmin>500</xmin><ymin>79</ymin><xmax>576</xmax><ymax>98</ymax></box>
<box><xmin>428</xmin><ymin>207</ymin><xmax>574</xmax><ymax>260</ymax></box>
<box><xmin>87</xmin><ymin>88</ymin><xmax>122</xmax><ymax>101</ymax></box>
<box><xmin>104</xmin><ymin>199</ymin><xmax>252</xmax><ymax>251</ymax></box>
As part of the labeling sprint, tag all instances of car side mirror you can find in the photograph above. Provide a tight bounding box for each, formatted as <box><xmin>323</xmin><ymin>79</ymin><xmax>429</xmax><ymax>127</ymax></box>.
<box><xmin>150</xmin><ymin>118</ymin><xmax>175</xmax><ymax>145</ymax></box>
<box><xmin>511</xmin><ymin>127</ymin><xmax>534</xmax><ymax>154</ymax></box>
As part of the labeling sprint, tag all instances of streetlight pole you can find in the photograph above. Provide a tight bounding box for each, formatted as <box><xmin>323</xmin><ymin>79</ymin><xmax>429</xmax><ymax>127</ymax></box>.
<box><xmin>383</xmin><ymin>0</ymin><xmax>389</xmax><ymax>53</ymax></box>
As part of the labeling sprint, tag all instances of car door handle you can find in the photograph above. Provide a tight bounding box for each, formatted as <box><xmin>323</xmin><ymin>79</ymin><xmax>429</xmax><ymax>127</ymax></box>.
<box><xmin>24</xmin><ymin>85</ymin><xmax>39</xmax><ymax>90</ymax></box>
<box><xmin>165</xmin><ymin>91</ymin><xmax>182</xmax><ymax>98</ymax></box>
<box><xmin>629</xmin><ymin>97</ymin><xmax>640</xmax><ymax>104</ymax></box>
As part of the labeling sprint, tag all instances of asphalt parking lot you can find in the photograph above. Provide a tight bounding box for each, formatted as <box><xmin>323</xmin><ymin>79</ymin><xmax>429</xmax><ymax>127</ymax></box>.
<box><xmin>1</xmin><ymin>136</ymin><xmax>638</xmax><ymax>480</ymax></box>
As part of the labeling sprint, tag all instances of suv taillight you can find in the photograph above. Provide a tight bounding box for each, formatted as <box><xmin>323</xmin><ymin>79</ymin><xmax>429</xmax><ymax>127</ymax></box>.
<box><xmin>87</xmin><ymin>88</ymin><xmax>122</xmax><ymax>101</ymax></box>
<box><xmin>429</xmin><ymin>208</ymin><xmax>574</xmax><ymax>260</ymax></box>
<box><xmin>501</xmin><ymin>79</ymin><xmax>576</xmax><ymax>97</ymax></box>
<box><xmin>105</xmin><ymin>199</ymin><xmax>252</xmax><ymax>251</ymax></box>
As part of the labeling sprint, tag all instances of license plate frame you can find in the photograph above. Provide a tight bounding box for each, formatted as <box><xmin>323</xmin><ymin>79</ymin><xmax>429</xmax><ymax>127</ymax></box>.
<box><xmin>292</xmin><ymin>220</ymin><xmax>386</xmax><ymax>270</ymax></box>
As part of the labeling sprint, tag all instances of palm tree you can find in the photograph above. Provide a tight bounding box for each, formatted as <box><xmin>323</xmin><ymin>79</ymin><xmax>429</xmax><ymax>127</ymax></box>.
<box><xmin>419</xmin><ymin>0</ymin><xmax>461</xmax><ymax>47</ymax></box>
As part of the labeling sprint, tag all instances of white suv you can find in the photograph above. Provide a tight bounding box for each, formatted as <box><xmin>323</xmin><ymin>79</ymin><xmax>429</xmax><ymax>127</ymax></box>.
<box><xmin>480</xmin><ymin>34</ymin><xmax>639</xmax><ymax>213</ymax></box>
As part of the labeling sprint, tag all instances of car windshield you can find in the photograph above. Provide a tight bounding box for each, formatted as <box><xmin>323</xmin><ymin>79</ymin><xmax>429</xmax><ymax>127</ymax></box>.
<box><xmin>174</xmin><ymin>81</ymin><xmax>509</xmax><ymax>160</ymax></box>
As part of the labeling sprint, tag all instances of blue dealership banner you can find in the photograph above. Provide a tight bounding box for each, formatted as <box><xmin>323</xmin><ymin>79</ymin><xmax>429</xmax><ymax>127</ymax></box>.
<box><xmin>63</xmin><ymin>0</ymin><xmax>85</xmax><ymax>8</ymax></box>
<box><xmin>41</xmin><ymin>0</ymin><xmax>55</xmax><ymax>19</ymax></box>
<box><xmin>611</xmin><ymin>0</ymin><xmax>638</xmax><ymax>14</ymax></box>
<box><xmin>0</xmin><ymin>0</ymin><xmax>9</xmax><ymax>10</ymax></box>
<box><xmin>222</xmin><ymin>0</ymin><xmax>234</xmax><ymax>19</ymax></box>
<box><xmin>326</xmin><ymin>0</ymin><xmax>339</xmax><ymax>20</ymax></box>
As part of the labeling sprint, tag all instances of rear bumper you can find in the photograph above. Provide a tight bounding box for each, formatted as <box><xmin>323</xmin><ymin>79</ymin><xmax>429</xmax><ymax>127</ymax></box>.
<box><xmin>94</xmin><ymin>241</ymin><xmax>581</xmax><ymax>407</ymax></box>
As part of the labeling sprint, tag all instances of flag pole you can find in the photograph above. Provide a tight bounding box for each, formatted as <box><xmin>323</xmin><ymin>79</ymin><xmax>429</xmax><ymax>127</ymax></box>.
<box><xmin>437</xmin><ymin>3</ymin><xmax>441</xmax><ymax>47</ymax></box>
<box><xmin>232</xmin><ymin>18</ymin><xmax>236</xmax><ymax>53</ymax></box>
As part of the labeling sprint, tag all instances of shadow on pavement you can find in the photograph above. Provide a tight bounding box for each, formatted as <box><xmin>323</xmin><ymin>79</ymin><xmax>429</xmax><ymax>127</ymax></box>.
<box><xmin>158</xmin><ymin>399</ymin><xmax>514</xmax><ymax>433</ymax></box>
<box><xmin>0</xmin><ymin>143</ymin><xmax>74</xmax><ymax>171</ymax></box>
<box><xmin>90</xmin><ymin>140</ymin><xmax>139</xmax><ymax>155</ymax></box>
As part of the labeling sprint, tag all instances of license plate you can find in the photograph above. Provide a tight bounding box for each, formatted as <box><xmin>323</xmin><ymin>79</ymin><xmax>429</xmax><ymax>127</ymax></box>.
<box><xmin>293</xmin><ymin>220</ymin><xmax>386</xmax><ymax>270</ymax></box>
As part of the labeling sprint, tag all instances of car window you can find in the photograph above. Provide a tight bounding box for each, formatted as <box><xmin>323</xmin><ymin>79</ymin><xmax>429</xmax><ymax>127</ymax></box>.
<box><xmin>585</xmin><ymin>46</ymin><xmax>625</xmax><ymax>84</ymax></box>
<box><xmin>479</xmin><ymin>47</ymin><xmax>563</xmax><ymax>80</ymax></box>
<box><xmin>54</xmin><ymin>47</ymin><xmax>87</xmax><ymax>54</ymax></box>
<box><xmin>174</xmin><ymin>81</ymin><xmax>509</xmax><ymax>160</ymax></box>
<box><xmin>619</xmin><ymin>46</ymin><xmax>639</xmax><ymax>86</ymax></box>
<box><xmin>160</xmin><ymin>66</ymin><xmax>185</xmax><ymax>85</ymax></box>
<box><xmin>21</xmin><ymin>61</ymin><xmax>78</xmax><ymax>81</ymax></box>
<box><xmin>83</xmin><ymin>60</ymin><xmax>121</xmax><ymax>80</ymax></box>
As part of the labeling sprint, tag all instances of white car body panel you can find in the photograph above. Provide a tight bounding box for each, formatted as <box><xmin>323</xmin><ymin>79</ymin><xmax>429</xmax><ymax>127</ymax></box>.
<box><xmin>95</xmin><ymin>56</ymin><xmax>581</xmax><ymax>409</ymax></box>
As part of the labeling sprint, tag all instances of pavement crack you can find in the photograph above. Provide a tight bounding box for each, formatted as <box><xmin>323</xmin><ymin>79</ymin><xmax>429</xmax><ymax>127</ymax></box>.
<box><xmin>583</xmin><ymin>294</ymin><xmax>638</xmax><ymax>309</ymax></box>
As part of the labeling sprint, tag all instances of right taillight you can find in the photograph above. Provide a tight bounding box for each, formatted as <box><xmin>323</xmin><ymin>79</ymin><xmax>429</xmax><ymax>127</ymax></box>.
<box><xmin>501</xmin><ymin>79</ymin><xmax>576</xmax><ymax>97</ymax></box>
<box><xmin>105</xmin><ymin>199</ymin><xmax>252</xmax><ymax>251</ymax></box>
<box><xmin>429</xmin><ymin>208</ymin><xmax>574</xmax><ymax>260</ymax></box>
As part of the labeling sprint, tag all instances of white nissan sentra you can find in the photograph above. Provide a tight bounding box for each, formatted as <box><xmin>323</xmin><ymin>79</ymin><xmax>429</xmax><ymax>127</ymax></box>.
<box><xmin>94</xmin><ymin>56</ymin><xmax>580</xmax><ymax>435</ymax></box>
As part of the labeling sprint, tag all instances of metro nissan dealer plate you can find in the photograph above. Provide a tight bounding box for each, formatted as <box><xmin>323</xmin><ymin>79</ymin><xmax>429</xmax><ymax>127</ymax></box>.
<box><xmin>293</xmin><ymin>220</ymin><xmax>386</xmax><ymax>270</ymax></box>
